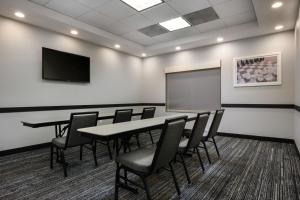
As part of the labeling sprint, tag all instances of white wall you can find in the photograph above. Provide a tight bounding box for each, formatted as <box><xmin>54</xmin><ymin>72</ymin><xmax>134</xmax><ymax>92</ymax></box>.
<box><xmin>141</xmin><ymin>31</ymin><xmax>295</xmax><ymax>139</ymax></box>
<box><xmin>0</xmin><ymin>17</ymin><xmax>143</xmax><ymax>107</ymax></box>
<box><xmin>0</xmin><ymin>16</ymin><xmax>145</xmax><ymax>151</ymax></box>
<box><xmin>294</xmin><ymin>7</ymin><xmax>300</xmax><ymax>150</ymax></box>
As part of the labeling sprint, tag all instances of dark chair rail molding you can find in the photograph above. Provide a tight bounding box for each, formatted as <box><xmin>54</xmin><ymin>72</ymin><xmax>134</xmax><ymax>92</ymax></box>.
<box><xmin>221</xmin><ymin>103</ymin><xmax>295</xmax><ymax>109</ymax></box>
<box><xmin>295</xmin><ymin>105</ymin><xmax>300</xmax><ymax>112</ymax></box>
<box><xmin>1</xmin><ymin>103</ymin><xmax>299</xmax><ymax>113</ymax></box>
<box><xmin>218</xmin><ymin>132</ymin><xmax>294</xmax><ymax>144</ymax></box>
<box><xmin>0</xmin><ymin>103</ymin><xmax>166</xmax><ymax>114</ymax></box>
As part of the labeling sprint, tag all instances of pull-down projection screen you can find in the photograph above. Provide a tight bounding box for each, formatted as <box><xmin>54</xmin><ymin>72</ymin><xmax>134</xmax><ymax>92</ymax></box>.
<box><xmin>166</xmin><ymin>68</ymin><xmax>221</xmax><ymax>111</ymax></box>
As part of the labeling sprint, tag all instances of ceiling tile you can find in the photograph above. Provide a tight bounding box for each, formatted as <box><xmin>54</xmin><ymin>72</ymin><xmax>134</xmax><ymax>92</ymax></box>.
<box><xmin>75</xmin><ymin>0</ymin><xmax>109</xmax><ymax>8</ymax></box>
<box><xmin>222</xmin><ymin>10</ymin><xmax>256</xmax><ymax>26</ymax></box>
<box><xmin>121</xmin><ymin>14</ymin><xmax>153</xmax><ymax>30</ymax></box>
<box><xmin>171</xmin><ymin>26</ymin><xmax>199</xmax><ymax>38</ymax></box>
<box><xmin>104</xmin><ymin>22</ymin><xmax>133</xmax><ymax>36</ymax></box>
<box><xmin>123</xmin><ymin>31</ymin><xmax>157</xmax><ymax>45</ymax></box>
<box><xmin>208</xmin><ymin>0</ymin><xmax>231</xmax><ymax>5</ymax></box>
<box><xmin>213</xmin><ymin>0</ymin><xmax>253</xmax><ymax>18</ymax></box>
<box><xmin>95</xmin><ymin>0</ymin><xmax>137</xmax><ymax>21</ymax></box>
<box><xmin>194</xmin><ymin>19</ymin><xmax>225</xmax><ymax>32</ymax></box>
<box><xmin>152</xmin><ymin>31</ymin><xmax>179</xmax><ymax>42</ymax></box>
<box><xmin>167</xmin><ymin>0</ymin><xmax>211</xmax><ymax>15</ymax></box>
<box><xmin>46</xmin><ymin>0</ymin><xmax>90</xmax><ymax>18</ymax></box>
<box><xmin>78</xmin><ymin>11</ymin><xmax>116</xmax><ymax>29</ymax></box>
<box><xmin>142</xmin><ymin>3</ymin><xmax>179</xmax><ymax>23</ymax></box>
<box><xmin>29</xmin><ymin>0</ymin><xmax>51</xmax><ymax>5</ymax></box>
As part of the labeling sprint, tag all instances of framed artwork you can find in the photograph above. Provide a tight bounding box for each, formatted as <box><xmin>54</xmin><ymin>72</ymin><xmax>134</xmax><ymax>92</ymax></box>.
<box><xmin>233</xmin><ymin>52</ymin><xmax>281</xmax><ymax>87</ymax></box>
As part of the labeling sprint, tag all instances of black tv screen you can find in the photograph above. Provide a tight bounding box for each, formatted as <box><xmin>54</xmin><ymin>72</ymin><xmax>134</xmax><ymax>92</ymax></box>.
<box><xmin>42</xmin><ymin>47</ymin><xmax>90</xmax><ymax>83</ymax></box>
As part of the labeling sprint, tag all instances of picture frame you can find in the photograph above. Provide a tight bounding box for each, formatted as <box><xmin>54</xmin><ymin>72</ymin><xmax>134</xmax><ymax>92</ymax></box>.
<box><xmin>233</xmin><ymin>52</ymin><xmax>282</xmax><ymax>87</ymax></box>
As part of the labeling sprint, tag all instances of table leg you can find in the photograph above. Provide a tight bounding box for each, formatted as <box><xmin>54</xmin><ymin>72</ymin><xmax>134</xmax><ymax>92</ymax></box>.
<box><xmin>55</xmin><ymin>125</ymin><xmax>58</xmax><ymax>138</ymax></box>
<box><xmin>114</xmin><ymin>137</ymin><xmax>120</xmax><ymax>158</ymax></box>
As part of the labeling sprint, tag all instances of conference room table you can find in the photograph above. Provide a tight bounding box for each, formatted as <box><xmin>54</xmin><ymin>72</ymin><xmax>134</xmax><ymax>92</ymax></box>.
<box><xmin>78</xmin><ymin>112</ymin><xmax>197</xmax><ymax>156</ymax></box>
<box><xmin>21</xmin><ymin>111</ymin><xmax>144</xmax><ymax>137</ymax></box>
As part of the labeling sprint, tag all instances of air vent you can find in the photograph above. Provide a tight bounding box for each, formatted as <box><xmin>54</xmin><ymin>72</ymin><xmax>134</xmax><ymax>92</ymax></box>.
<box><xmin>183</xmin><ymin>7</ymin><xmax>219</xmax><ymax>26</ymax></box>
<box><xmin>139</xmin><ymin>24</ymin><xmax>169</xmax><ymax>37</ymax></box>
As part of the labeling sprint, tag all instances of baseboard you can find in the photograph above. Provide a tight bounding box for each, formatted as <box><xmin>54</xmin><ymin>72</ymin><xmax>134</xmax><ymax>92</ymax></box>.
<box><xmin>218</xmin><ymin>132</ymin><xmax>294</xmax><ymax>143</ymax></box>
<box><xmin>0</xmin><ymin>142</ymin><xmax>51</xmax><ymax>157</ymax></box>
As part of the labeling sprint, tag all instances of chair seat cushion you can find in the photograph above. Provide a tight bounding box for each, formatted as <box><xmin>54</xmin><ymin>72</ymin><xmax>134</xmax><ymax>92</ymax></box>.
<box><xmin>183</xmin><ymin>129</ymin><xmax>192</xmax><ymax>138</ymax></box>
<box><xmin>178</xmin><ymin>138</ymin><xmax>189</xmax><ymax>152</ymax></box>
<box><xmin>52</xmin><ymin>137</ymin><xmax>66</xmax><ymax>148</ymax></box>
<box><xmin>116</xmin><ymin>147</ymin><xmax>155</xmax><ymax>173</ymax></box>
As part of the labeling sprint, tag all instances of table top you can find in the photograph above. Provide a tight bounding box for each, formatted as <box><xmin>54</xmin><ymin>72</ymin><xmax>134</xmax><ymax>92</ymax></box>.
<box><xmin>78</xmin><ymin>112</ymin><xmax>197</xmax><ymax>139</ymax></box>
<box><xmin>21</xmin><ymin>112</ymin><xmax>143</xmax><ymax>128</ymax></box>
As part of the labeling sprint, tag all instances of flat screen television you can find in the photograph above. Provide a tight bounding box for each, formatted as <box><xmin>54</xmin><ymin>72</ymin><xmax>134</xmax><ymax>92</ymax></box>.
<box><xmin>42</xmin><ymin>47</ymin><xmax>90</xmax><ymax>83</ymax></box>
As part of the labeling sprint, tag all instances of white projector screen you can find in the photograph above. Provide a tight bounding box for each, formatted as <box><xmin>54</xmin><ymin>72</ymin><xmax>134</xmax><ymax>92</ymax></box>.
<box><xmin>166</xmin><ymin>68</ymin><xmax>221</xmax><ymax>111</ymax></box>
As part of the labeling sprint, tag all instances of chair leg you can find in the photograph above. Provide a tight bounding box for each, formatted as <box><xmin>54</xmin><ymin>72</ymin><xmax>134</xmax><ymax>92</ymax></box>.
<box><xmin>107</xmin><ymin>141</ymin><xmax>113</xmax><ymax>160</ymax></box>
<box><xmin>92</xmin><ymin>141</ymin><xmax>98</xmax><ymax>166</ymax></box>
<box><xmin>50</xmin><ymin>145</ymin><xmax>53</xmax><ymax>169</ymax></box>
<box><xmin>80</xmin><ymin>145</ymin><xmax>83</xmax><ymax>160</ymax></box>
<box><xmin>179</xmin><ymin>153</ymin><xmax>191</xmax><ymax>184</ymax></box>
<box><xmin>212</xmin><ymin>137</ymin><xmax>220</xmax><ymax>157</ymax></box>
<box><xmin>202</xmin><ymin>141</ymin><xmax>211</xmax><ymax>164</ymax></box>
<box><xmin>60</xmin><ymin>150</ymin><xmax>67</xmax><ymax>177</ymax></box>
<box><xmin>124</xmin><ymin>169</ymin><xmax>128</xmax><ymax>185</ymax></box>
<box><xmin>56</xmin><ymin>147</ymin><xmax>59</xmax><ymax>162</ymax></box>
<box><xmin>115</xmin><ymin>164</ymin><xmax>120</xmax><ymax>200</ymax></box>
<box><xmin>141</xmin><ymin>177</ymin><xmax>151</xmax><ymax>200</ymax></box>
<box><xmin>195</xmin><ymin>148</ymin><xmax>205</xmax><ymax>172</ymax></box>
<box><xmin>135</xmin><ymin>134</ymin><xmax>141</xmax><ymax>148</ymax></box>
<box><xmin>149</xmin><ymin>131</ymin><xmax>154</xmax><ymax>144</ymax></box>
<box><xmin>169</xmin><ymin>163</ymin><xmax>181</xmax><ymax>195</ymax></box>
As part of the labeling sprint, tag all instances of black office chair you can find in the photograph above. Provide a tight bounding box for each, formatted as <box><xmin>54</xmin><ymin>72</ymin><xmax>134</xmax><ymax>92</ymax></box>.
<box><xmin>113</xmin><ymin>109</ymin><xmax>134</xmax><ymax>152</ymax></box>
<box><xmin>177</xmin><ymin>112</ymin><xmax>210</xmax><ymax>176</ymax></box>
<box><xmin>96</xmin><ymin>109</ymin><xmax>134</xmax><ymax>159</ymax></box>
<box><xmin>114</xmin><ymin>116</ymin><xmax>187</xmax><ymax>200</ymax></box>
<box><xmin>140</xmin><ymin>107</ymin><xmax>156</xmax><ymax>144</ymax></box>
<box><xmin>204</xmin><ymin>109</ymin><xmax>225</xmax><ymax>159</ymax></box>
<box><xmin>50</xmin><ymin>112</ymin><xmax>98</xmax><ymax>177</ymax></box>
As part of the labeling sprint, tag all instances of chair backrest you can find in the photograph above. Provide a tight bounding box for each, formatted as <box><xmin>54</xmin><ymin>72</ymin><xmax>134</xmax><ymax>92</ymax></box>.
<box><xmin>113</xmin><ymin>109</ymin><xmax>133</xmax><ymax>124</ymax></box>
<box><xmin>151</xmin><ymin>116</ymin><xmax>187</xmax><ymax>171</ymax></box>
<box><xmin>141</xmin><ymin>107</ymin><xmax>156</xmax><ymax>119</ymax></box>
<box><xmin>187</xmin><ymin>112</ymin><xmax>210</xmax><ymax>149</ymax></box>
<box><xmin>65</xmin><ymin>112</ymin><xmax>99</xmax><ymax>148</ymax></box>
<box><xmin>207</xmin><ymin>109</ymin><xmax>224</xmax><ymax>138</ymax></box>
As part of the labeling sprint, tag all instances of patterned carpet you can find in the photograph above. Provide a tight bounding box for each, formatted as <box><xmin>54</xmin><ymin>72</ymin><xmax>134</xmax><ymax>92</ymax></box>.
<box><xmin>1</xmin><ymin>132</ymin><xmax>300</xmax><ymax>200</ymax></box>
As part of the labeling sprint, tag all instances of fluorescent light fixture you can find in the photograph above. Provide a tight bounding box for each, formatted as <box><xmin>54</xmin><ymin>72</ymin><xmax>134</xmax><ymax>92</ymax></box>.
<box><xmin>70</xmin><ymin>30</ymin><xmax>78</xmax><ymax>35</ymax></box>
<box><xmin>15</xmin><ymin>11</ymin><xmax>25</xmax><ymax>18</ymax></box>
<box><xmin>142</xmin><ymin>53</ymin><xmax>147</xmax><ymax>57</ymax></box>
<box><xmin>115</xmin><ymin>44</ymin><xmax>121</xmax><ymax>49</ymax></box>
<box><xmin>272</xmin><ymin>1</ymin><xmax>283</xmax><ymax>8</ymax></box>
<box><xmin>159</xmin><ymin>17</ymin><xmax>191</xmax><ymax>31</ymax></box>
<box><xmin>121</xmin><ymin>0</ymin><xmax>163</xmax><ymax>12</ymax></box>
<box><xmin>217</xmin><ymin>37</ymin><xmax>224</xmax><ymax>42</ymax></box>
<box><xmin>175</xmin><ymin>46</ymin><xmax>181</xmax><ymax>51</ymax></box>
<box><xmin>275</xmin><ymin>25</ymin><xmax>284</xmax><ymax>30</ymax></box>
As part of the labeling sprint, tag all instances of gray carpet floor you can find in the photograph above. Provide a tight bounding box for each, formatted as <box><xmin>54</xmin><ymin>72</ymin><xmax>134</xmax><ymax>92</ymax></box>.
<box><xmin>1</xmin><ymin>132</ymin><xmax>300</xmax><ymax>200</ymax></box>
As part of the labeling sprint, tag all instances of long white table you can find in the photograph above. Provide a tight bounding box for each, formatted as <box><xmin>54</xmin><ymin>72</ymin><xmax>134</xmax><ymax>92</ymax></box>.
<box><xmin>78</xmin><ymin>113</ymin><xmax>197</xmax><ymax>139</ymax></box>
<box><xmin>78</xmin><ymin>112</ymin><xmax>197</xmax><ymax>155</ymax></box>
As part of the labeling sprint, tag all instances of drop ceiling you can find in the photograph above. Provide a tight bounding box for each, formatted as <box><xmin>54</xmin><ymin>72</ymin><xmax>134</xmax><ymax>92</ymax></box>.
<box><xmin>0</xmin><ymin>0</ymin><xmax>298</xmax><ymax>57</ymax></box>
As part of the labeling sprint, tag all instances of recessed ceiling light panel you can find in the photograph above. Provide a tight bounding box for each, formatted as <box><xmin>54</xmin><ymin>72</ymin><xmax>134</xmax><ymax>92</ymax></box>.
<box><xmin>159</xmin><ymin>17</ymin><xmax>191</xmax><ymax>31</ymax></box>
<box><xmin>70</xmin><ymin>30</ymin><xmax>78</xmax><ymax>35</ymax></box>
<box><xmin>115</xmin><ymin>44</ymin><xmax>121</xmax><ymax>49</ymax></box>
<box><xmin>175</xmin><ymin>46</ymin><xmax>181</xmax><ymax>51</ymax></box>
<box><xmin>272</xmin><ymin>1</ymin><xmax>283</xmax><ymax>8</ymax></box>
<box><xmin>15</xmin><ymin>11</ymin><xmax>25</xmax><ymax>18</ymax></box>
<box><xmin>275</xmin><ymin>25</ymin><xmax>284</xmax><ymax>30</ymax></box>
<box><xmin>217</xmin><ymin>37</ymin><xmax>224</xmax><ymax>42</ymax></box>
<box><xmin>121</xmin><ymin>0</ymin><xmax>163</xmax><ymax>12</ymax></box>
